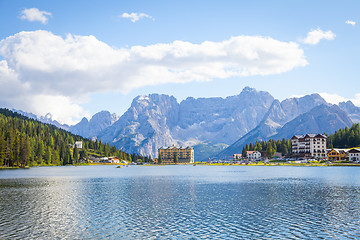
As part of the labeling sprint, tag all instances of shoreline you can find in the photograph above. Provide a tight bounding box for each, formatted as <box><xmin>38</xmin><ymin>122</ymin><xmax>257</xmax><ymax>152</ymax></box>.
<box><xmin>3</xmin><ymin>162</ymin><xmax>360</xmax><ymax>169</ymax></box>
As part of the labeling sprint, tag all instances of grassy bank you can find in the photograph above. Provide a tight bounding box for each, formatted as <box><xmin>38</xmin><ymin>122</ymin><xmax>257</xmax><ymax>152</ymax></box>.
<box><xmin>0</xmin><ymin>166</ymin><xmax>30</xmax><ymax>170</ymax></box>
<box><xmin>192</xmin><ymin>162</ymin><xmax>360</xmax><ymax>167</ymax></box>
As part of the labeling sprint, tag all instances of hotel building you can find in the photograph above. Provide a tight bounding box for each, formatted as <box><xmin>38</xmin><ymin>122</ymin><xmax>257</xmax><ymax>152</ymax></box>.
<box><xmin>158</xmin><ymin>146</ymin><xmax>194</xmax><ymax>164</ymax></box>
<box><xmin>291</xmin><ymin>134</ymin><xmax>327</xmax><ymax>158</ymax></box>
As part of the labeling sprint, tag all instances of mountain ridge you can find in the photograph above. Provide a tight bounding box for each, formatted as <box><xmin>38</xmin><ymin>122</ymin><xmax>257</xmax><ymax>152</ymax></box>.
<box><xmin>12</xmin><ymin>88</ymin><xmax>360</xmax><ymax>161</ymax></box>
<box><xmin>218</xmin><ymin>104</ymin><xmax>353</xmax><ymax>158</ymax></box>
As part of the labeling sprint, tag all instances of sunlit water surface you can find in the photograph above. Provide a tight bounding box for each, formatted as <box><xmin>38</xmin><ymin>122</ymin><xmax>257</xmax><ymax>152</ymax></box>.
<box><xmin>1</xmin><ymin>165</ymin><xmax>360</xmax><ymax>239</ymax></box>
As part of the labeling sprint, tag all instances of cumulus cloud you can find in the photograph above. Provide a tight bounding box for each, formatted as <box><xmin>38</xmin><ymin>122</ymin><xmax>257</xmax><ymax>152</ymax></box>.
<box><xmin>0</xmin><ymin>30</ymin><xmax>307</xmax><ymax>124</ymax></box>
<box><xmin>121</xmin><ymin>12</ymin><xmax>153</xmax><ymax>22</ymax></box>
<box><xmin>20</xmin><ymin>8</ymin><xmax>52</xmax><ymax>24</ymax></box>
<box><xmin>302</xmin><ymin>28</ymin><xmax>335</xmax><ymax>45</ymax></box>
<box><xmin>0</xmin><ymin>60</ymin><xmax>89</xmax><ymax>124</ymax></box>
<box><xmin>319</xmin><ymin>93</ymin><xmax>360</xmax><ymax>107</ymax></box>
<box><xmin>346</xmin><ymin>20</ymin><xmax>356</xmax><ymax>26</ymax></box>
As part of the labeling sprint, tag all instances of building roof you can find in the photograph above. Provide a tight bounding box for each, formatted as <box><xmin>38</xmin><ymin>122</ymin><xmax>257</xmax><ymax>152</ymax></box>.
<box><xmin>348</xmin><ymin>148</ymin><xmax>360</xmax><ymax>153</ymax></box>
<box><xmin>292</xmin><ymin>134</ymin><xmax>327</xmax><ymax>140</ymax></box>
<box><xmin>329</xmin><ymin>148</ymin><xmax>349</xmax><ymax>154</ymax></box>
<box><xmin>159</xmin><ymin>146</ymin><xmax>194</xmax><ymax>150</ymax></box>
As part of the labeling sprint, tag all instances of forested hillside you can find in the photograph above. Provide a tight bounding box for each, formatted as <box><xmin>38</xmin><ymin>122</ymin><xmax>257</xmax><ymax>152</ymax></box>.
<box><xmin>241</xmin><ymin>138</ymin><xmax>292</xmax><ymax>158</ymax></box>
<box><xmin>0</xmin><ymin>108</ymin><xmax>149</xmax><ymax>167</ymax></box>
<box><xmin>327</xmin><ymin>123</ymin><xmax>360</xmax><ymax>148</ymax></box>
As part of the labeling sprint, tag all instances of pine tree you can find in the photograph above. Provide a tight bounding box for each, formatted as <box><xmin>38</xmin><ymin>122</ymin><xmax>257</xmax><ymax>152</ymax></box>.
<box><xmin>73</xmin><ymin>145</ymin><xmax>79</xmax><ymax>163</ymax></box>
<box><xmin>19</xmin><ymin>137</ymin><xmax>30</xmax><ymax>167</ymax></box>
<box><xmin>45</xmin><ymin>146</ymin><xmax>52</xmax><ymax>165</ymax></box>
<box><xmin>266</xmin><ymin>142</ymin><xmax>275</xmax><ymax>158</ymax></box>
<box><xmin>174</xmin><ymin>153</ymin><xmax>178</xmax><ymax>164</ymax></box>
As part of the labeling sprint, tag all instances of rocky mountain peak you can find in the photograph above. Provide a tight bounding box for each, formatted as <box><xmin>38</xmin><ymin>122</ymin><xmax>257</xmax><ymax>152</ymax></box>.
<box><xmin>339</xmin><ymin>100</ymin><xmax>360</xmax><ymax>123</ymax></box>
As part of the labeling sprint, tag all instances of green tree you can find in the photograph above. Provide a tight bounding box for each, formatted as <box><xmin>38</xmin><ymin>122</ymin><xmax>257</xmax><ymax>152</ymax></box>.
<box><xmin>0</xmin><ymin>136</ymin><xmax>6</xmax><ymax>166</ymax></box>
<box><xmin>73</xmin><ymin>145</ymin><xmax>79</xmax><ymax>163</ymax></box>
<box><xmin>45</xmin><ymin>146</ymin><xmax>52</xmax><ymax>165</ymax></box>
<box><xmin>158</xmin><ymin>154</ymin><xmax>163</xmax><ymax>164</ymax></box>
<box><xmin>80</xmin><ymin>149</ymin><xmax>88</xmax><ymax>162</ymax></box>
<box><xmin>19</xmin><ymin>137</ymin><xmax>30</xmax><ymax>167</ymax></box>
<box><xmin>242</xmin><ymin>144</ymin><xmax>249</xmax><ymax>158</ymax></box>
<box><xmin>266</xmin><ymin>142</ymin><xmax>276</xmax><ymax>158</ymax></box>
<box><xmin>174</xmin><ymin>153</ymin><xmax>178</xmax><ymax>164</ymax></box>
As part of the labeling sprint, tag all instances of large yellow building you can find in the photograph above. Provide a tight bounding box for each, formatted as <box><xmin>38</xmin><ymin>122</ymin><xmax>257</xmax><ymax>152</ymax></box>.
<box><xmin>158</xmin><ymin>146</ymin><xmax>194</xmax><ymax>164</ymax></box>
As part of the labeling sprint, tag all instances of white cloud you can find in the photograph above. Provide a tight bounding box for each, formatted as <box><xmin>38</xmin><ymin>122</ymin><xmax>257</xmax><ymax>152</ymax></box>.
<box><xmin>319</xmin><ymin>93</ymin><xmax>360</xmax><ymax>107</ymax></box>
<box><xmin>346</xmin><ymin>20</ymin><xmax>356</xmax><ymax>26</ymax></box>
<box><xmin>291</xmin><ymin>94</ymin><xmax>305</xmax><ymax>99</ymax></box>
<box><xmin>0</xmin><ymin>60</ymin><xmax>88</xmax><ymax>124</ymax></box>
<box><xmin>0</xmin><ymin>30</ymin><xmax>307</xmax><ymax>124</ymax></box>
<box><xmin>302</xmin><ymin>28</ymin><xmax>335</xmax><ymax>45</ymax></box>
<box><xmin>319</xmin><ymin>93</ymin><xmax>347</xmax><ymax>104</ymax></box>
<box><xmin>121</xmin><ymin>12</ymin><xmax>153</xmax><ymax>22</ymax></box>
<box><xmin>20</xmin><ymin>8</ymin><xmax>52</xmax><ymax>24</ymax></box>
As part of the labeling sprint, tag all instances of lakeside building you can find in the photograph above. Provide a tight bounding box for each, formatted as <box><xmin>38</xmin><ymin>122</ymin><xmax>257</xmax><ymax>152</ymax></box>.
<box><xmin>327</xmin><ymin>149</ymin><xmax>349</xmax><ymax>161</ymax></box>
<box><xmin>260</xmin><ymin>151</ymin><xmax>283</xmax><ymax>159</ymax></box>
<box><xmin>158</xmin><ymin>146</ymin><xmax>194</xmax><ymax>164</ymax></box>
<box><xmin>99</xmin><ymin>157</ymin><xmax>120</xmax><ymax>163</ymax></box>
<box><xmin>291</xmin><ymin>134</ymin><xmax>327</xmax><ymax>158</ymax></box>
<box><xmin>348</xmin><ymin>149</ymin><xmax>360</xmax><ymax>162</ymax></box>
<box><xmin>233</xmin><ymin>154</ymin><xmax>242</xmax><ymax>159</ymax></box>
<box><xmin>74</xmin><ymin>141</ymin><xmax>83</xmax><ymax>149</ymax></box>
<box><xmin>246</xmin><ymin>151</ymin><xmax>261</xmax><ymax>159</ymax></box>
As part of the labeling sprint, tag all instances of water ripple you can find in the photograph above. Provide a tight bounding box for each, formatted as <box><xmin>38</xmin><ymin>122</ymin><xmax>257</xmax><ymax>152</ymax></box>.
<box><xmin>1</xmin><ymin>166</ymin><xmax>360</xmax><ymax>239</ymax></box>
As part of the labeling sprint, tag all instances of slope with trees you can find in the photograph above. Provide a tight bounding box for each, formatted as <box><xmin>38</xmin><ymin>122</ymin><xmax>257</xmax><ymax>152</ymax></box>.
<box><xmin>241</xmin><ymin>138</ymin><xmax>292</xmax><ymax>159</ymax></box>
<box><xmin>0</xmin><ymin>108</ymin><xmax>150</xmax><ymax>167</ymax></box>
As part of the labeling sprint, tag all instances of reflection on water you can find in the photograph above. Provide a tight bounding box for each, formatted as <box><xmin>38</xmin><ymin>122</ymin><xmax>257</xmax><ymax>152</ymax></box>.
<box><xmin>1</xmin><ymin>166</ymin><xmax>360</xmax><ymax>239</ymax></box>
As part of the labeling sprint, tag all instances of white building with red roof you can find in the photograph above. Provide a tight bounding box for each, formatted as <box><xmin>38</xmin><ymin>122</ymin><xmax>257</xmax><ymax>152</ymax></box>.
<box><xmin>246</xmin><ymin>151</ymin><xmax>261</xmax><ymax>159</ymax></box>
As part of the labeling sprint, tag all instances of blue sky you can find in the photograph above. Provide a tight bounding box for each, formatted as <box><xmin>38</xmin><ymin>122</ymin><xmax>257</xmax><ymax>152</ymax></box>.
<box><xmin>0</xmin><ymin>0</ymin><xmax>359</xmax><ymax>124</ymax></box>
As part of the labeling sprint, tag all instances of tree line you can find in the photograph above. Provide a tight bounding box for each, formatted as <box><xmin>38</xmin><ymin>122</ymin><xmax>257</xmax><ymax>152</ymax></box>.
<box><xmin>327</xmin><ymin>123</ymin><xmax>360</xmax><ymax>149</ymax></box>
<box><xmin>241</xmin><ymin>138</ymin><xmax>292</xmax><ymax>159</ymax></box>
<box><xmin>0</xmin><ymin>108</ymin><xmax>151</xmax><ymax>167</ymax></box>
<box><xmin>240</xmin><ymin>123</ymin><xmax>360</xmax><ymax>159</ymax></box>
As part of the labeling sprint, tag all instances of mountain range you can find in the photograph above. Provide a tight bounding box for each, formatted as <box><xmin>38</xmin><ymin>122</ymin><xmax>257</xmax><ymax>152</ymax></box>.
<box><xmin>14</xmin><ymin>87</ymin><xmax>360</xmax><ymax>160</ymax></box>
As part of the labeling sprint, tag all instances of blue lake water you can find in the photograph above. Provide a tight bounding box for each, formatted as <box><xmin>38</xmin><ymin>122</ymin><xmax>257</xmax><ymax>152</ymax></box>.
<box><xmin>1</xmin><ymin>165</ymin><xmax>360</xmax><ymax>239</ymax></box>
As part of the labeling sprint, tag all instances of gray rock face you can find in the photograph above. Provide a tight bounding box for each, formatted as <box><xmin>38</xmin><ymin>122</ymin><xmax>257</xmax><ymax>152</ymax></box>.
<box><xmin>217</xmin><ymin>94</ymin><xmax>328</xmax><ymax>157</ymax></box>
<box><xmin>273</xmin><ymin>104</ymin><xmax>353</xmax><ymax>140</ymax></box>
<box><xmin>97</xmin><ymin>94</ymin><xmax>180</xmax><ymax>158</ymax></box>
<box><xmin>69</xmin><ymin>111</ymin><xmax>119</xmax><ymax>138</ymax></box>
<box><xmin>174</xmin><ymin>87</ymin><xmax>274</xmax><ymax>145</ymax></box>
<box><xmin>339</xmin><ymin>101</ymin><xmax>360</xmax><ymax>123</ymax></box>
<box><xmin>97</xmin><ymin>87</ymin><xmax>274</xmax><ymax>158</ymax></box>
<box><xmin>219</xmin><ymin>104</ymin><xmax>353</xmax><ymax>157</ymax></box>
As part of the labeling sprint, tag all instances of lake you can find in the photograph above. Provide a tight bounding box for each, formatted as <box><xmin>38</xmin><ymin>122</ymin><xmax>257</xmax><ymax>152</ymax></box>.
<box><xmin>1</xmin><ymin>165</ymin><xmax>360</xmax><ymax>239</ymax></box>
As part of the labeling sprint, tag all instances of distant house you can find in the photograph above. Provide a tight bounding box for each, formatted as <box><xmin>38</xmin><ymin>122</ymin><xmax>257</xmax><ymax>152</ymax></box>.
<box><xmin>348</xmin><ymin>149</ymin><xmax>360</xmax><ymax>162</ymax></box>
<box><xmin>328</xmin><ymin>149</ymin><xmax>349</xmax><ymax>161</ymax></box>
<box><xmin>74</xmin><ymin>141</ymin><xmax>83</xmax><ymax>149</ymax></box>
<box><xmin>246</xmin><ymin>151</ymin><xmax>261</xmax><ymax>159</ymax></box>
<box><xmin>108</xmin><ymin>157</ymin><xmax>120</xmax><ymax>163</ymax></box>
<box><xmin>233</xmin><ymin>154</ymin><xmax>242</xmax><ymax>159</ymax></box>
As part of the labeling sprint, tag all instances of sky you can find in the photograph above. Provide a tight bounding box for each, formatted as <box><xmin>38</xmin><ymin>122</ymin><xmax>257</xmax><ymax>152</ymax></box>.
<box><xmin>0</xmin><ymin>0</ymin><xmax>360</xmax><ymax>125</ymax></box>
